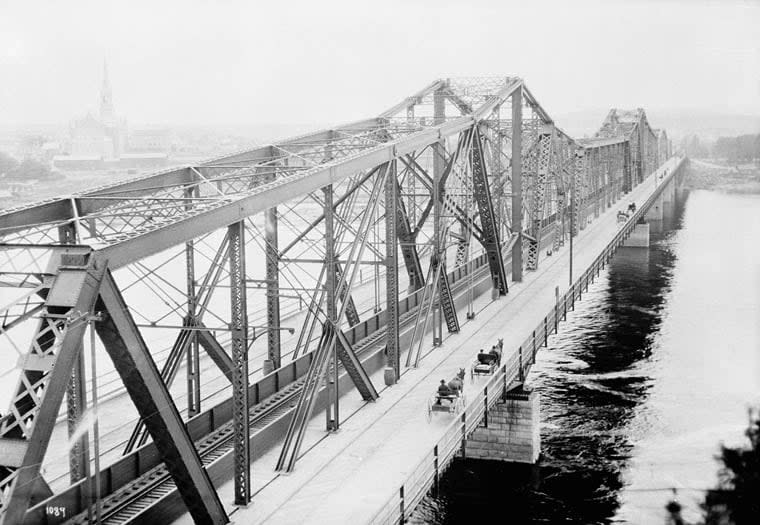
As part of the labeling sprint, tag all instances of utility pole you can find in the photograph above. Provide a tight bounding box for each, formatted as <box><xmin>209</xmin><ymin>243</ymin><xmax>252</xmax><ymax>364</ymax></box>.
<box><xmin>569</xmin><ymin>167</ymin><xmax>574</xmax><ymax>287</ymax></box>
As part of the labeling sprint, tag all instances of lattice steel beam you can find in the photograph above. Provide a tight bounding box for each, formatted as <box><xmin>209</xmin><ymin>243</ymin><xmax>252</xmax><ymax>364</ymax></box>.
<box><xmin>324</xmin><ymin>185</ymin><xmax>339</xmax><ymax>432</ymax></box>
<box><xmin>265</xmin><ymin>203</ymin><xmax>281</xmax><ymax>369</ymax></box>
<box><xmin>228</xmin><ymin>220</ymin><xmax>250</xmax><ymax>506</ymax></box>
<box><xmin>470</xmin><ymin>126</ymin><xmax>508</xmax><ymax>295</ymax></box>
<box><xmin>512</xmin><ymin>85</ymin><xmax>524</xmax><ymax>281</ymax></box>
<box><xmin>384</xmin><ymin>160</ymin><xmax>400</xmax><ymax>384</ymax></box>
<box><xmin>525</xmin><ymin>128</ymin><xmax>554</xmax><ymax>270</ymax></box>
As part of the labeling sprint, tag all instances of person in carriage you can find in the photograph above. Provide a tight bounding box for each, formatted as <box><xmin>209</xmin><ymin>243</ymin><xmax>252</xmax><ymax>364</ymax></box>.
<box><xmin>436</xmin><ymin>379</ymin><xmax>453</xmax><ymax>404</ymax></box>
<box><xmin>429</xmin><ymin>370</ymin><xmax>466</xmax><ymax>419</ymax></box>
<box><xmin>436</xmin><ymin>370</ymin><xmax>464</xmax><ymax>405</ymax></box>
<box><xmin>477</xmin><ymin>348</ymin><xmax>492</xmax><ymax>365</ymax></box>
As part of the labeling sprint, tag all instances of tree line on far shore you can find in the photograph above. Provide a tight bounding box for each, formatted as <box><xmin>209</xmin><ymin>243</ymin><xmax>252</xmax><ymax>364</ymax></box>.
<box><xmin>0</xmin><ymin>151</ymin><xmax>53</xmax><ymax>180</ymax></box>
<box><xmin>681</xmin><ymin>134</ymin><xmax>760</xmax><ymax>164</ymax></box>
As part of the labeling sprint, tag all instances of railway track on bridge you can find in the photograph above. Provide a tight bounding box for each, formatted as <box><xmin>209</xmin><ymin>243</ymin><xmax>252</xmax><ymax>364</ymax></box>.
<box><xmin>61</xmin><ymin>223</ymin><xmax>563</xmax><ymax>524</ymax></box>
<box><xmin>66</xmin><ymin>380</ymin><xmax>306</xmax><ymax>524</ymax></box>
<box><xmin>63</xmin><ymin>279</ymin><xmax>449</xmax><ymax>524</ymax></box>
<box><xmin>0</xmin><ymin>77</ymin><xmax>673</xmax><ymax>525</ymax></box>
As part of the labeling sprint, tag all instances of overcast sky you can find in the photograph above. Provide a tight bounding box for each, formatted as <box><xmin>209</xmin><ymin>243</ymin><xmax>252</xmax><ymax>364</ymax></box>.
<box><xmin>1</xmin><ymin>0</ymin><xmax>758</xmax><ymax>128</ymax></box>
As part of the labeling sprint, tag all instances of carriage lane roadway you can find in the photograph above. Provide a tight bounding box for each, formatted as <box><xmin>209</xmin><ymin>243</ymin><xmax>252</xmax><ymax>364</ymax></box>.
<box><xmin>176</xmin><ymin>159</ymin><xmax>678</xmax><ymax>525</ymax></box>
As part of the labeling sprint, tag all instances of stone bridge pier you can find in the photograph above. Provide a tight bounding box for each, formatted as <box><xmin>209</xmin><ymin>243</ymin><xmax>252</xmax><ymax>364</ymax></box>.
<box><xmin>625</xmin><ymin>170</ymin><xmax>679</xmax><ymax>247</ymax></box>
<box><xmin>464</xmin><ymin>385</ymin><xmax>541</xmax><ymax>464</ymax></box>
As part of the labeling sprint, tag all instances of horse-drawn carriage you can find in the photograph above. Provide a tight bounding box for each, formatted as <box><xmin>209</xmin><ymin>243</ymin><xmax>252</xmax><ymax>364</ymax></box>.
<box><xmin>470</xmin><ymin>338</ymin><xmax>503</xmax><ymax>380</ymax></box>
<box><xmin>617</xmin><ymin>202</ymin><xmax>636</xmax><ymax>225</ymax></box>
<box><xmin>427</xmin><ymin>369</ymin><xmax>465</xmax><ymax>421</ymax></box>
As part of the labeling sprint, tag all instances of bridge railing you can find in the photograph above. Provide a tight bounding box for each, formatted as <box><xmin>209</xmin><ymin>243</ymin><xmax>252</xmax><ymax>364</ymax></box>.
<box><xmin>369</xmin><ymin>156</ymin><xmax>684</xmax><ymax>524</ymax></box>
<box><xmin>370</xmin><ymin>351</ymin><xmax>520</xmax><ymax>525</ymax></box>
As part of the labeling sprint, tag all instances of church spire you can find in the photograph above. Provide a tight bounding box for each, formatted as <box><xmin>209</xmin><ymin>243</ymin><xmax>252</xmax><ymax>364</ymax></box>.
<box><xmin>100</xmin><ymin>59</ymin><xmax>115</xmax><ymax>123</ymax></box>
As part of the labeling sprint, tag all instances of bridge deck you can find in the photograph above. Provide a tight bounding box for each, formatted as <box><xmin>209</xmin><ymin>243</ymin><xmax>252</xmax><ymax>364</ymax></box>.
<box><xmin>175</xmin><ymin>159</ymin><xmax>680</xmax><ymax>524</ymax></box>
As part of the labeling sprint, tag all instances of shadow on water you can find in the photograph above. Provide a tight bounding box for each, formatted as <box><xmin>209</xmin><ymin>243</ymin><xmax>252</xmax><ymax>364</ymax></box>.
<box><xmin>413</xmin><ymin>190</ymin><xmax>690</xmax><ymax>524</ymax></box>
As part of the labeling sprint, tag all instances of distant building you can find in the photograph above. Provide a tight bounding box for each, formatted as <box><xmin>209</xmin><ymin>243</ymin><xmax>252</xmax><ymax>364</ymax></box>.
<box><xmin>40</xmin><ymin>141</ymin><xmax>61</xmax><ymax>160</ymax></box>
<box><xmin>128</xmin><ymin>128</ymin><xmax>173</xmax><ymax>154</ymax></box>
<box><xmin>52</xmin><ymin>154</ymin><xmax>104</xmax><ymax>171</ymax></box>
<box><xmin>67</xmin><ymin>61</ymin><xmax>127</xmax><ymax>161</ymax></box>
<box><xmin>55</xmin><ymin>62</ymin><xmax>171</xmax><ymax>172</ymax></box>
<box><xmin>115</xmin><ymin>152</ymin><xmax>168</xmax><ymax>169</ymax></box>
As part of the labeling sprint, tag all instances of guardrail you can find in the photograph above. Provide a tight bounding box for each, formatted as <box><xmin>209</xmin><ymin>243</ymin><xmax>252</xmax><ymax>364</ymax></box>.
<box><xmin>369</xmin><ymin>156</ymin><xmax>684</xmax><ymax>524</ymax></box>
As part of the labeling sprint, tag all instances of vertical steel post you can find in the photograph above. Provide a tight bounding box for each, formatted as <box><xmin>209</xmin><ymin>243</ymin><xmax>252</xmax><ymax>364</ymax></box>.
<box><xmin>67</xmin><ymin>342</ymin><xmax>89</xmax><ymax>483</ymax></box>
<box><xmin>324</xmin><ymin>185</ymin><xmax>339</xmax><ymax>430</ymax></box>
<box><xmin>623</xmin><ymin>140</ymin><xmax>632</xmax><ymax>193</ymax></box>
<box><xmin>432</xmin><ymin>84</ymin><xmax>446</xmax><ymax>345</ymax></box>
<box><xmin>265</xmin><ymin>204</ymin><xmax>281</xmax><ymax>370</ymax></box>
<box><xmin>88</xmin><ymin>321</ymin><xmax>102</xmax><ymax>523</ymax></box>
<box><xmin>569</xmin><ymin>158</ymin><xmax>575</xmax><ymax>287</ymax></box>
<box><xmin>511</xmin><ymin>86</ymin><xmax>523</xmax><ymax>281</ymax></box>
<box><xmin>68</xmin><ymin>341</ymin><xmax>92</xmax><ymax>516</ymax></box>
<box><xmin>604</xmin><ymin>146</ymin><xmax>610</xmax><ymax>208</ymax></box>
<box><xmin>493</xmin><ymin>105</ymin><xmax>502</xmax><ymax>233</ymax></box>
<box><xmin>228</xmin><ymin>221</ymin><xmax>250</xmax><ymax>506</ymax></box>
<box><xmin>384</xmin><ymin>161</ymin><xmax>400</xmax><ymax>385</ymax></box>
<box><xmin>59</xmin><ymin>221</ymin><xmax>90</xmax><ymax>485</ymax></box>
<box><xmin>594</xmin><ymin>149</ymin><xmax>601</xmax><ymax>219</ymax></box>
<box><xmin>183</xmin><ymin>182</ymin><xmax>201</xmax><ymax>418</ymax></box>
<box><xmin>185</xmin><ymin>238</ymin><xmax>201</xmax><ymax>418</ymax></box>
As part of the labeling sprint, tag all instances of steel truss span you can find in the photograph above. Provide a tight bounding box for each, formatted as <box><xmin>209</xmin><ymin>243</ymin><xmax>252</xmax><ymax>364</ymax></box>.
<box><xmin>0</xmin><ymin>77</ymin><xmax>663</xmax><ymax>524</ymax></box>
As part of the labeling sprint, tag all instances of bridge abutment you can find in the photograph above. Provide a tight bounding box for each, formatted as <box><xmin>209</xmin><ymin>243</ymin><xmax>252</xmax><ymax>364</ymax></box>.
<box><xmin>624</xmin><ymin>222</ymin><xmax>650</xmax><ymax>247</ymax></box>
<box><xmin>623</xmin><ymin>173</ymin><xmax>680</xmax><ymax>248</ymax></box>
<box><xmin>464</xmin><ymin>386</ymin><xmax>540</xmax><ymax>464</ymax></box>
<box><xmin>644</xmin><ymin>183</ymin><xmax>665</xmax><ymax>233</ymax></box>
<box><xmin>661</xmin><ymin>179</ymin><xmax>676</xmax><ymax>227</ymax></box>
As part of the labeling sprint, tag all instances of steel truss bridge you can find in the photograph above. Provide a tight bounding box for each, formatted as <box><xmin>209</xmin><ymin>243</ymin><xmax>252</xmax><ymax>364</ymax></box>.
<box><xmin>0</xmin><ymin>77</ymin><xmax>673</xmax><ymax>524</ymax></box>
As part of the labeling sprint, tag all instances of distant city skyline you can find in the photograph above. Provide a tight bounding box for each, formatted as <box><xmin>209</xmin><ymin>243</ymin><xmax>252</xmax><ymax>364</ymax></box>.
<box><xmin>1</xmin><ymin>0</ymin><xmax>758</xmax><ymax>130</ymax></box>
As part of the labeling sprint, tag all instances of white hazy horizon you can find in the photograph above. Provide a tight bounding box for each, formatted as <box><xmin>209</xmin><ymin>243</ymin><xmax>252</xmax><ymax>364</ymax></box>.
<box><xmin>1</xmin><ymin>0</ymin><xmax>758</xmax><ymax>129</ymax></box>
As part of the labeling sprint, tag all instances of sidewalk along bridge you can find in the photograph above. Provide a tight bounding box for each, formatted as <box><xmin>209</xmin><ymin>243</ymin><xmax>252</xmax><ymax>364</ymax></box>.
<box><xmin>0</xmin><ymin>77</ymin><xmax>681</xmax><ymax>524</ymax></box>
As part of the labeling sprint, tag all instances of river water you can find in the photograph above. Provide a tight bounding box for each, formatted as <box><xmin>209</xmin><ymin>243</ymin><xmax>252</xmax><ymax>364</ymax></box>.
<box><xmin>415</xmin><ymin>187</ymin><xmax>760</xmax><ymax>524</ymax></box>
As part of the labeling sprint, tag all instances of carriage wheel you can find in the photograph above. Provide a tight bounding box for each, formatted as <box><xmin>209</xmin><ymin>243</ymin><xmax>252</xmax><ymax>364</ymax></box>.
<box><xmin>470</xmin><ymin>366</ymin><xmax>474</xmax><ymax>382</ymax></box>
<box><xmin>426</xmin><ymin>398</ymin><xmax>433</xmax><ymax>423</ymax></box>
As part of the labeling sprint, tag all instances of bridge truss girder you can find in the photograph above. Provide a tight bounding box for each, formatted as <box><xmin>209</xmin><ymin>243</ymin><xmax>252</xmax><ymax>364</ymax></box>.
<box><xmin>0</xmin><ymin>77</ymin><xmax>665</xmax><ymax>518</ymax></box>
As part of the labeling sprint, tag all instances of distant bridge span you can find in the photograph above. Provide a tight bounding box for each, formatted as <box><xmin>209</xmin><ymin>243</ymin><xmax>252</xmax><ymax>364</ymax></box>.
<box><xmin>0</xmin><ymin>77</ymin><xmax>681</xmax><ymax>524</ymax></box>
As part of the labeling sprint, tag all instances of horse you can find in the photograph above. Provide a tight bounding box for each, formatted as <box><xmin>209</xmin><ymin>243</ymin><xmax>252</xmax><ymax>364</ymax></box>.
<box><xmin>493</xmin><ymin>338</ymin><xmax>503</xmax><ymax>365</ymax></box>
<box><xmin>447</xmin><ymin>368</ymin><xmax>465</xmax><ymax>395</ymax></box>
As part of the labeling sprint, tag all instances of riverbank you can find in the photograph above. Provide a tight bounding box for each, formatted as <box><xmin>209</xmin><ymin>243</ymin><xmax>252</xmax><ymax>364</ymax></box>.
<box><xmin>686</xmin><ymin>158</ymin><xmax>760</xmax><ymax>193</ymax></box>
<box><xmin>420</xmin><ymin>187</ymin><xmax>760</xmax><ymax>524</ymax></box>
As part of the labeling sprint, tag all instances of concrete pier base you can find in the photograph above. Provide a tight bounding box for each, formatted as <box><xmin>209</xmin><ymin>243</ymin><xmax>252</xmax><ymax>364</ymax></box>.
<box><xmin>645</xmin><ymin>195</ymin><xmax>664</xmax><ymax>234</ymax></box>
<box><xmin>624</xmin><ymin>222</ymin><xmax>650</xmax><ymax>247</ymax></box>
<box><xmin>465</xmin><ymin>387</ymin><xmax>540</xmax><ymax>464</ymax></box>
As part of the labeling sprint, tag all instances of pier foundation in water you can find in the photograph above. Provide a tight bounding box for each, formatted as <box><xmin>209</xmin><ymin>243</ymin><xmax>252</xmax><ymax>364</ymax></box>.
<box><xmin>465</xmin><ymin>386</ymin><xmax>540</xmax><ymax>464</ymax></box>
